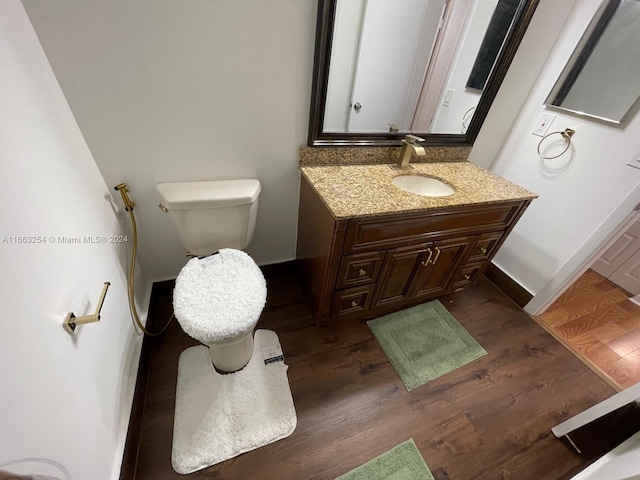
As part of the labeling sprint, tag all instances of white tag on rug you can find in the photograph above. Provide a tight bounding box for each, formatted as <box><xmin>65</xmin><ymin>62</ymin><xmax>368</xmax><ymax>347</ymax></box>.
<box><xmin>263</xmin><ymin>344</ymin><xmax>284</xmax><ymax>364</ymax></box>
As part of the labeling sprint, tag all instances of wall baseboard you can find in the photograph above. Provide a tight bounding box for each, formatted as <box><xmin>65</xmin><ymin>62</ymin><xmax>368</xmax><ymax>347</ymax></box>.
<box><xmin>484</xmin><ymin>262</ymin><xmax>533</xmax><ymax>308</ymax></box>
<box><xmin>119</xmin><ymin>279</ymin><xmax>174</xmax><ymax>480</ymax></box>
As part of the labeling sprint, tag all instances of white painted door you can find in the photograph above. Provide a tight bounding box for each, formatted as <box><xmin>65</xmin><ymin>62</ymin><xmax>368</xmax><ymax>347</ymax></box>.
<box><xmin>592</xmin><ymin>217</ymin><xmax>640</xmax><ymax>294</ymax></box>
<box><xmin>608</xmin><ymin>248</ymin><xmax>640</xmax><ymax>295</ymax></box>
<box><xmin>348</xmin><ymin>0</ymin><xmax>443</xmax><ymax>132</ymax></box>
<box><xmin>412</xmin><ymin>0</ymin><xmax>473</xmax><ymax>132</ymax></box>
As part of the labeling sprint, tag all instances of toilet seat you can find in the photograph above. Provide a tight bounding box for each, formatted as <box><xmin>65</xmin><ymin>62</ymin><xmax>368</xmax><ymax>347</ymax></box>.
<box><xmin>173</xmin><ymin>249</ymin><xmax>267</xmax><ymax>344</ymax></box>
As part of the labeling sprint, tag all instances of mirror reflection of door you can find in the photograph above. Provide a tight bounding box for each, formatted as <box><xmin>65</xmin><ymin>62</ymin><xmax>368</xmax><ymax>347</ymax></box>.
<box><xmin>348</xmin><ymin>0</ymin><xmax>444</xmax><ymax>133</ymax></box>
<box><xmin>425</xmin><ymin>0</ymin><xmax>502</xmax><ymax>133</ymax></box>
<box><xmin>323</xmin><ymin>0</ymin><xmax>514</xmax><ymax>135</ymax></box>
<box><xmin>324</xmin><ymin>0</ymin><xmax>446</xmax><ymax>133</ymax></box>
<box><xmin>412</xmin><ymin>0</ymin><xmax>473</xmax><ymax>132</ymax></box>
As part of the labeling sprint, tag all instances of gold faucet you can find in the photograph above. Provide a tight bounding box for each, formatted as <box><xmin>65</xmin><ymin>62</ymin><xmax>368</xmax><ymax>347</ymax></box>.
<box><xmin>391</xmin><ymin>135</ymin><xmax>426</xmax><ymax>170</ymax></box>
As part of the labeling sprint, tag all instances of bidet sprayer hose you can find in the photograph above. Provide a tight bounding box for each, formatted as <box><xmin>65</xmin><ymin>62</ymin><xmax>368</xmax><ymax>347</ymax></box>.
<box><xmin>114</xmin><ymin>183</ymin><xmax>173</xmax><ymax>337</ymax></box>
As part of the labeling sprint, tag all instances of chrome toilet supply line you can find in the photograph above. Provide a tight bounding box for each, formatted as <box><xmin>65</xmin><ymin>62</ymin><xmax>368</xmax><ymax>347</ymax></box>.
<box><xmin>64</xmin><ymin>282</ymin><xmax>110</xmax><ymax>333</ymax></box>
<box><xmin>537</xmin><ymin>128</ymin><xmax>575</xmax><ymax>159</ymax></box>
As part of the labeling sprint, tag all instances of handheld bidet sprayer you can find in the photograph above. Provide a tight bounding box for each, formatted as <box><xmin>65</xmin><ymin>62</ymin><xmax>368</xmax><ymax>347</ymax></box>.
<box><xmin>114</xmin><ymin>183</ymin><xmax>135</xmax><ymax>211</ymax></box>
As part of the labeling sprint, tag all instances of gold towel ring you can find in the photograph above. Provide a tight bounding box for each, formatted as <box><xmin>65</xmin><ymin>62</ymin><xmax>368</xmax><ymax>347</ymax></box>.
<box><xmin>537</xmin><ymin>128</ymin><xmax>575</xmax><ymax>159</ymax></box>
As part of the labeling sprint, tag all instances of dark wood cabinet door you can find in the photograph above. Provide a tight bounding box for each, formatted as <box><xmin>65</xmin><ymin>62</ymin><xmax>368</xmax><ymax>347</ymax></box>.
<box><xmin>373</xmin><ymin>244</ymin><xmax>429</xmax><ymax>307</ymax></box>
<box><xmin>412</xmin><ymin>236</ymin><xmax>472</xmax><ymax>298</ymax></box>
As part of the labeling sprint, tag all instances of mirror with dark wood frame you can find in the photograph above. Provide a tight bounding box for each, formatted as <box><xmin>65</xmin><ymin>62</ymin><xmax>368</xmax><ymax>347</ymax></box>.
<box><xmin>545</xmin><ymin>0</ymin><xmax>640</xmax><ymax>125</ymax></box>
<box><xmin>308</xmin><ymin>0</ymin><xmax>540</xmax><ymax>147</ymax></box>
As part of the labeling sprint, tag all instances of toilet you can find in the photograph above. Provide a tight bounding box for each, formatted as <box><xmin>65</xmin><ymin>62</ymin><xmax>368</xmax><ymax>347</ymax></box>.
<box><xmin>156</xmin><ymin>179</ymin><xmax>265</xmax><ymax>372</ymax></box>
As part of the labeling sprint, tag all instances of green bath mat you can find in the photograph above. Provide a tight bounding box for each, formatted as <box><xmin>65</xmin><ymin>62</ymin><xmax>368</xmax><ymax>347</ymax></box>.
<box><xmin>367</xmin><ymin>300</ymin><xmax>486</xmax><ymax>391</ymax></box>
<box><xmin>336</xmin><ymin>439</ymin><xmax>433</xmax><ymax>480</ymax></box>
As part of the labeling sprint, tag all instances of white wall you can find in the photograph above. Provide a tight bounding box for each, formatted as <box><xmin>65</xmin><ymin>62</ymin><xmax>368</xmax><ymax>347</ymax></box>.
<box><xmin>473</xmin><ymin>0</ymin><xmax>640</xmax><ymax>295</ymax></box>
<box><xmin>21</xmin><ymin>0</ymin><xmax>317</xmax><ymax>281</ymax></box>
<box><xmin>0</xmin><ymin>2</ymin><xmax>149</xmax><ymax>479</ymax></box>
<box><xmin>468</xmin><ymin>0</ymin><xmax>577</xmax><ymax>169</ymax></box>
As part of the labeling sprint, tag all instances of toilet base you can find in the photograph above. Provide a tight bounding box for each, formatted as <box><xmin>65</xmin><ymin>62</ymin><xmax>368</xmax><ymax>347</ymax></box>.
<box><xmin>206</xmin><ymin>330</ymin><xmax>254</xmax><ymax>373</ymax></box>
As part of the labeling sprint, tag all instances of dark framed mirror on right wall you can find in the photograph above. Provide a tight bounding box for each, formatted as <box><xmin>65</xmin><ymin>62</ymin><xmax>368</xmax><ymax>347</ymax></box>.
<box><xmin>545</xmin><ymin>0</ymin><xmax>640</xmax><ymax>125</ymax></box>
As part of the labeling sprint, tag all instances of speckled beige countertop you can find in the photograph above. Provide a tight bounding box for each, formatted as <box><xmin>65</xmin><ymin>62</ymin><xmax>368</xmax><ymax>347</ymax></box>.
<box><xmin>300</xmin><ymin>162</ymin><xmax>538</xmax><ymax>219</ymax></box>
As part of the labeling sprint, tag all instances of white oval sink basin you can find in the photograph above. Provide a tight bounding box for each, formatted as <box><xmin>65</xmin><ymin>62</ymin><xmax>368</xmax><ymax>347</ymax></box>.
<box><xmin>391</xmin><ymin>175</ymin><xmax>456</xmax><ymax>197</ymax></box>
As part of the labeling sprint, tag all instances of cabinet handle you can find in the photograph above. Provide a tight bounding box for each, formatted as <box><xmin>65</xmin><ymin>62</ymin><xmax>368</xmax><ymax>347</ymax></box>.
<box><xmin>480</xmin><ymin>247</ymin><xmax>488</xmax><ymax>254</ymax></box>
<box><xmin>358</xmin><ymin>268</ymin><xmax>366</xmax><ymax>277</ymax></box>
<box><xmin>432</xmin><ymin>247</ymin><xmax>441</xmax><ymax>264</ymax></box>
<box><xmin>464</xmin><ymin>274</ymin><xmax>471</xmax><ymax>281</ymax></box>
<box><xmin>421</xmin><ymin>248</ymin><xmax>433</xmax><ymax>266</ymax></box>
<box><xmin>350</xmin><ymin>300</ymin><xmax>358</xmax><ymax>307</ymax></box>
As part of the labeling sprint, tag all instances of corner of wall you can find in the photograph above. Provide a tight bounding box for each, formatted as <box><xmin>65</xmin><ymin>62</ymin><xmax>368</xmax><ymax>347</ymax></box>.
<box><xmin>468</xmin><ymin>0</ymin><xmax>577</xmax><ymax>170</ymax></box>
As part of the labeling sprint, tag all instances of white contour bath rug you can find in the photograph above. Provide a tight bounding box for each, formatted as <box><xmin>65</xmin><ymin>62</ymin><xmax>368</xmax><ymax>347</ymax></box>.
<box><xmin>171</xmin><ymin>329</ymin><xmax>297</xmax><ymax>475</ymax></box>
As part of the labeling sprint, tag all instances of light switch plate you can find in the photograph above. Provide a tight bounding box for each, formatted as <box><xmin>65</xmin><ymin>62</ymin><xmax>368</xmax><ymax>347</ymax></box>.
<box><xmin>533</xmin><ymin>113</ymin><xmax>556</xmax><ymax>136</ymax></box>
<box><xmin>443</xmin><ymin>89</ymin><xmax>454</xmax><ymax>107</ymax></box>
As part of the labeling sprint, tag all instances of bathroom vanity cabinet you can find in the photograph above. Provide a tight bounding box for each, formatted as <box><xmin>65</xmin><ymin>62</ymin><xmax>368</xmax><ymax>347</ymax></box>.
<box><xmin>297</xmin><ymin>169</ymin><xmax>534</xmax><ymax>327</ymax></box>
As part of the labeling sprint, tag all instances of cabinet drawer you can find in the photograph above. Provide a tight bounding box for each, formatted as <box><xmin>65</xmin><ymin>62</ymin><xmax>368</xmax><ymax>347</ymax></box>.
<box><xmin>344</xmin><ymin>203</ymin><xmax>519</xmax><ymax>252</ymax></box>
<box><xmin>336</xmin><ymin>251</ymin><xmax>384</xmax><ymax>288</ymax></box>
<box><xmin>467</xmin><ymin>232</ymin><xmax>503</xmax><ymax>263</ymax></box>
<box><xmin>331</xmin><ymin>285</ymin><xmax>373</xmax><ymax>317</ymax></box>
<box><xmin>453</xmin><ymin>263</ymin><xmax>484</xmax><ymax>288</ymax></box>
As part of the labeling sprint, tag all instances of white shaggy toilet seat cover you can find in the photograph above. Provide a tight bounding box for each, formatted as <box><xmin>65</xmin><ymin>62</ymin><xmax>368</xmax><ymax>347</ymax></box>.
<box><xmin>173</xmin><ymin>249</ymin><xmax>267</xmax><ymax>344</ymax></box>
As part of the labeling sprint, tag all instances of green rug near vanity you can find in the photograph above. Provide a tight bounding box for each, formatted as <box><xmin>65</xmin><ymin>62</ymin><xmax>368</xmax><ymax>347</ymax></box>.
<box><xmin>367</xmin><ymin>300</ymin><xmax>486</xmax><ymax>391</ymax></box>
<box><xmin>336</xmin><ymin>439</ymin><xmax>433</xmax><ymax>480</ymax></box>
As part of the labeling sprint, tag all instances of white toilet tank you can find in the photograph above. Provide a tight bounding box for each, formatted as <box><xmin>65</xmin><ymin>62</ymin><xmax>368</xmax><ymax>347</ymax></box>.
<box><xmin>155</xmin><ymin>179</ymin><xmax>260</xmax><ymax>255</ymax></box>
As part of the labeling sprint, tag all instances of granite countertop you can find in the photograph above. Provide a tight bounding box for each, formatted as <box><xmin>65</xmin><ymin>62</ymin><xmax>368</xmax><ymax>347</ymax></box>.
<box><xmin>300</xmin><ymin>162</ymin><xmax>538</xmax><ymax>219</ymax></box>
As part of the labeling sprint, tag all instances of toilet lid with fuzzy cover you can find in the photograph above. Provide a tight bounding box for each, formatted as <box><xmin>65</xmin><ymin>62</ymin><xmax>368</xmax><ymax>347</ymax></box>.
<box><xmin>173</xmin><ymin>249</ymin><xmax>267</xmax><ymax>344</ymax></box>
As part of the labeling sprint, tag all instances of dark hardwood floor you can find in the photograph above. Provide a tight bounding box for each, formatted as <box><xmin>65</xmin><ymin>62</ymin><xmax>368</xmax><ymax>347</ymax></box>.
<box><xmin>133</xmin><ymin>263</ymin><xmax>619</xmax><ymax>480</ymax></box>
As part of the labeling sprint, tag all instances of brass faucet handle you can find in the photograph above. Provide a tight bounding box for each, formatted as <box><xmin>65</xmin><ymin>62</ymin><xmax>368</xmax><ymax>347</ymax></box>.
<box><xmin>404</xmin><ymin>134</ymin><xmax>425</xmax><ymax>144</ymax></box>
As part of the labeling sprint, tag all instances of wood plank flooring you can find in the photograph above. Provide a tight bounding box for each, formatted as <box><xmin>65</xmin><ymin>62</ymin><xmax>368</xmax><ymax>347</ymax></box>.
<box><xmin>133</xmin><ymin>264</ymin><xmax>618</xmax><ymax>480</ymax></box>
<box><xmin>536</xmin><ymin>270</ymin><xmax>640</xmax><ymax>390</ymax></box>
